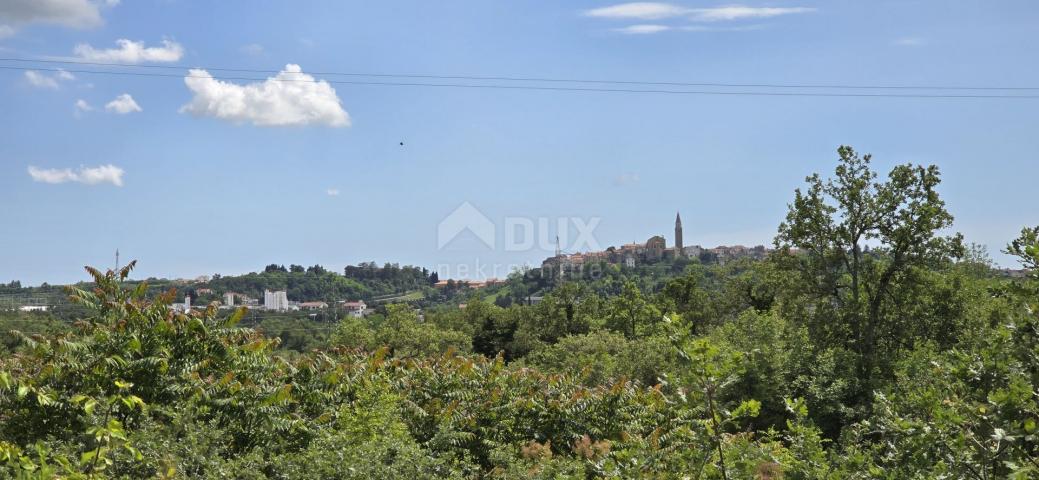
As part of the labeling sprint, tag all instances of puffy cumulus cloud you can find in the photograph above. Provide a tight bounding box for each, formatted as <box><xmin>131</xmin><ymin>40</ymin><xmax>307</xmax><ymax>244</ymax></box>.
<box><xmin>326</xmin><ymin>188</ymin><xmax>340</xmax><ymax>196</ymax></box>
<box><xmin>180</xmin><ymin>64</ymin><xmax>351</xmax><ymax>127</ymax></box>
<box><xmin>104</xmin><ymin>93</ymin><xmax>141</xmax><ymax>114</ymax></box>
<box><xmin>75</xmin><ymin>99</ymin><xmax>93</xmax><ymax>112</ymax></box>
<box><xmin>74</xmin><ymin>39</ymin><xmax>183</xmax><ymax>63</ymax></box>
<box><xmin>614</xmin><ymin>24</ymin><xmax>671</xmax><ymax>34</ymax></box>
<box><xmin>0</xmin><ymin>0</ymin><xmax>104</xmax><ymax>28</ymax></box>
<box><xmin>28</xmin><ymin>164</ymin><xmax>124</xmax><ymax>186</ymax></box>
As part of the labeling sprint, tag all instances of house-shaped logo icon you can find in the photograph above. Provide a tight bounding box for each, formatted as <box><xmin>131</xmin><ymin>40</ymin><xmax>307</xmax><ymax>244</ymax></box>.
<box><xmin>437</xmin><ymin>202</ymin><xmax>495</xmax><ymax>249</ymax></box>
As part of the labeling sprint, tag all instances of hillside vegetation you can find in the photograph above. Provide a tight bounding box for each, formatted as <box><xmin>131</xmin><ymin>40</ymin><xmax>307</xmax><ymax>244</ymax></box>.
<box><xmin>3</xmin><ymin>147</ymin><xmax>1038</xmax><ymax>478</ymax></box>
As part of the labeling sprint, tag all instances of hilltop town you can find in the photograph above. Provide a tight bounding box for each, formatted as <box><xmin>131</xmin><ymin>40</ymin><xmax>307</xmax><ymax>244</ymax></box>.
<box><xmin>542</xmin><ymin>212</ymin><xmax>772</xmax><ymax>272</ymax></box>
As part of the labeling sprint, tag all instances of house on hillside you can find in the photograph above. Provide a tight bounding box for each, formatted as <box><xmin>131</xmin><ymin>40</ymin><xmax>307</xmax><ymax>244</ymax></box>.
<box><xmin>341</xmin><ymin>300</ymin><xmax>367</xmax><ymax>318</ymax></box>
<box><xmin>299</xmin><ymin>301</ymin><xmax>328</xmax><ymax>310</ymax></box>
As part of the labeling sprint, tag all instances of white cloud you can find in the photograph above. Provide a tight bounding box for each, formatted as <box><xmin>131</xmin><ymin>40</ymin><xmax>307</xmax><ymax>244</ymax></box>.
<box><xmin>689</xmin><ymin>6</ymin><xmax>814</xmax><ymax>21</ymax></box>
<box><xmin>74</xmin><ymin>39</ymin><xmax>183</xmax><ymax>63</ymax></box>
<box><xmin>585</xmin><ymin>2</ymin><xmax>690</xmax><ymax>20</ymax></box>
<box><xmin>74</xmin><ymin>99</ymin><xmax>92</xmax><ymax>112</ymax></box>
<box><xmin>585</xmin><ymin>3</ymin><xmax>814</xmax><ymax>22</ymax></box>
<box><xmin>240</xmin><ymin>43</ymin><xmax>264</xmax><ymax>56</ymax></box>
<box><xmin>25</xmin><ymin>69</ymin><xmax>75</xmax><ymax>88</ymax></box>
<box><xmin>25</xmin><ymin>70</ymin><xmax>59</xmax><ymax>89</ymax></box>
<box><xmin>0</xmin><ymin>25</ymin><xmax>15</xmax><ymax>38</ymax></box>
<box><xmin>326</xmin><ymin>188</ymin><xmax>340</xmax><ymax>196</ymax></box>
<box><xmin>615</xmin><ymin>24</ymin><xmax>671</xmax><ymax>34</ymax></box>
<box><xmin>105</xmin><ymin>93</ymin><xmax>141</xmax><ymax>114</ymax></box>
<box><xmin>892</xmin><ymin>36</ymin><xmax>925</xmax><ymax>47</ymax></box>
<box><xmin>28</xmin><ymin>164</ymin><xmax>124</xmax><ymax>186</ymax></box>
<box><xmin>180</xmin><ymin>64</ymin><xmax>351</xmax><ymax>127</ymax></box>
<box><xmin>0</xmin><ymin>0</ymin><xmax>103</xmax><ymax>28</ymax></box>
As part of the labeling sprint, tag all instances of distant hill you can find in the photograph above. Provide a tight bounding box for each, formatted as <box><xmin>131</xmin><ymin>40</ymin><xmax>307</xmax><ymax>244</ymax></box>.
<box><xmin>1</xmin><ymin>262</ymin><xmax>439</xmax><ymax>306</ymax></box>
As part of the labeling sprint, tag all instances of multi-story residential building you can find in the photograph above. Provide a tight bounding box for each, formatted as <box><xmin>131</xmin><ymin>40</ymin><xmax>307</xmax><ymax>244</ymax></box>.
<box><xmin>264</xmin><ymin>290</ymin><xmax>289</xmax><ymax>311</ymax></box>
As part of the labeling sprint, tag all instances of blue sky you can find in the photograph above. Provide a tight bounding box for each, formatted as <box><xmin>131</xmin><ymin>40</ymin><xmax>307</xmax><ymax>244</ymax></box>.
<box><xmin>1</xmin><ymin>0</ymin><xmax>1037</xmax><ymax>285</ymax></box>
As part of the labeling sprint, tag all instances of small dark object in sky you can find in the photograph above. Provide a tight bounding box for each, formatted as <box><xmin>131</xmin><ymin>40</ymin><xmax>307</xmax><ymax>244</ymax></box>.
<box><xmin>399</xmin><ymin>141</ymin><xmax>404</xmax><ymax>146</ymax></box>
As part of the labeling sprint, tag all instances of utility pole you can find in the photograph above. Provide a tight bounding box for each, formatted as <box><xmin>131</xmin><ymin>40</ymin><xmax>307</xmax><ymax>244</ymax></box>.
<box><xmin>556</xmin><ymin>236</ymin><xmax>564</xmax><ymax>280</ymax></box>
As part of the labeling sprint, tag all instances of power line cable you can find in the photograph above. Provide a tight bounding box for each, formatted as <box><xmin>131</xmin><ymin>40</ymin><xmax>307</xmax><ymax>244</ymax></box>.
<box><xmin>1</xmin><ymin>64</ymin><xmax>1038</xmax><ymax>99</ymax></box>
<box><xmin>3</xmin><ymin>57</ymin><xmax>1037</xmax><ymax>91</ymax></box>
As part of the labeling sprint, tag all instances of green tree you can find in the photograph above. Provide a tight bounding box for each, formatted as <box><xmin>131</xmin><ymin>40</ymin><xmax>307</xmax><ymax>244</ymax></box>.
<box><xmin>329</xmin><ymin>317</ymin><xmax>376</xmax><ymax>351</ymax></box>
<box><xmin>776</xmin><ymin>146</ymin><xmax>963</xmax><ymax>384</ymax></box>
<box><xmin>471</xmin><ymin>305</ymin><xmax>519</xmax><ymax>360</ymax></box>
<box><xmin>1006</xmin><ymin>226</ymin><xmax>1039</xmax><ymax>285</ymax></box>
<box><xmin>660</xmin><ymin>269</ymin><xmax>714</xmax><ymax>334</ymax></box>
<box><xmin>840</xmin><ymin>230</ymin><xmax>1039</xmax><ymax>479</ymax></box>
<box><xmin>606</xmin><ymin>281</ymin><xmax>660</xmax><ymax>339</ymax></box>
<box><xmin>523</xmin><ymin>331</ymin><xmax>674</xmax><ymax>387</ymax></box>
<box><xmin>375</xmin><ymin>304</ymin><xmax>471</xmax><ymax>357</ymax></box>
<box><xmin>528</xmin><ymin>282</ymin><xmax>601</xmax><ymax>342</ymax></box>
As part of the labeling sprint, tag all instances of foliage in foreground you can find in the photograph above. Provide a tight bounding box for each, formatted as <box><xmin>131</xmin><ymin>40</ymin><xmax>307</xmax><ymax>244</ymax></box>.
<box><xmin>0</xmin><ymin>263</ymin><xmax>786</xmax><ymax>478</ymax></box>
<box><xmin>2</xmin><ymin>234</ymin><xmax>1036</xmax><ymax>479</ymax></box>
<box><xmin>3</xmin><ymin>148</ymin><xmax>1038</xmax><ymax>478</ymax></box>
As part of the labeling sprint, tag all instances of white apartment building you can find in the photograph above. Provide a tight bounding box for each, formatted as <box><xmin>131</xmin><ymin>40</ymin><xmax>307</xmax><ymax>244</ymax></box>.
<box><xmin>264</xmin><ymin>290</ymin><xmax>289</xmax><ymax>311</ymax></box>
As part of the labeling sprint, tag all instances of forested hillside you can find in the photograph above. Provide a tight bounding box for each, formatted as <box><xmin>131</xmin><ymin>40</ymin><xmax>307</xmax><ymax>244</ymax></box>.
<box><xmin>205</xmin><ymin>262</ymin><xmax>438</xmax><ymax>303</ymax></box>
<box><xmin>3</xmin><ymin>149</ymin><xmax>1038</xmax><ymax>478</ymax></box>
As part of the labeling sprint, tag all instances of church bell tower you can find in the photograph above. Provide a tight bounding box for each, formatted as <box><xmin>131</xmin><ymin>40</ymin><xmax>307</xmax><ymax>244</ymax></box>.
<box><xmin>675</xmin><ymin>212</ymin><xmax>684</xmax><ymax>258</ymax></box>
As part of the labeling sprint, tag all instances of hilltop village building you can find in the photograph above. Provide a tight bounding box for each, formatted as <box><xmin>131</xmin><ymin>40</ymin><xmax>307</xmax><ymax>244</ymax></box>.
<box><xmin>542</xmin><ymin>212</ymin><xmax>772</xmax><ymax>272</ymax></box>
